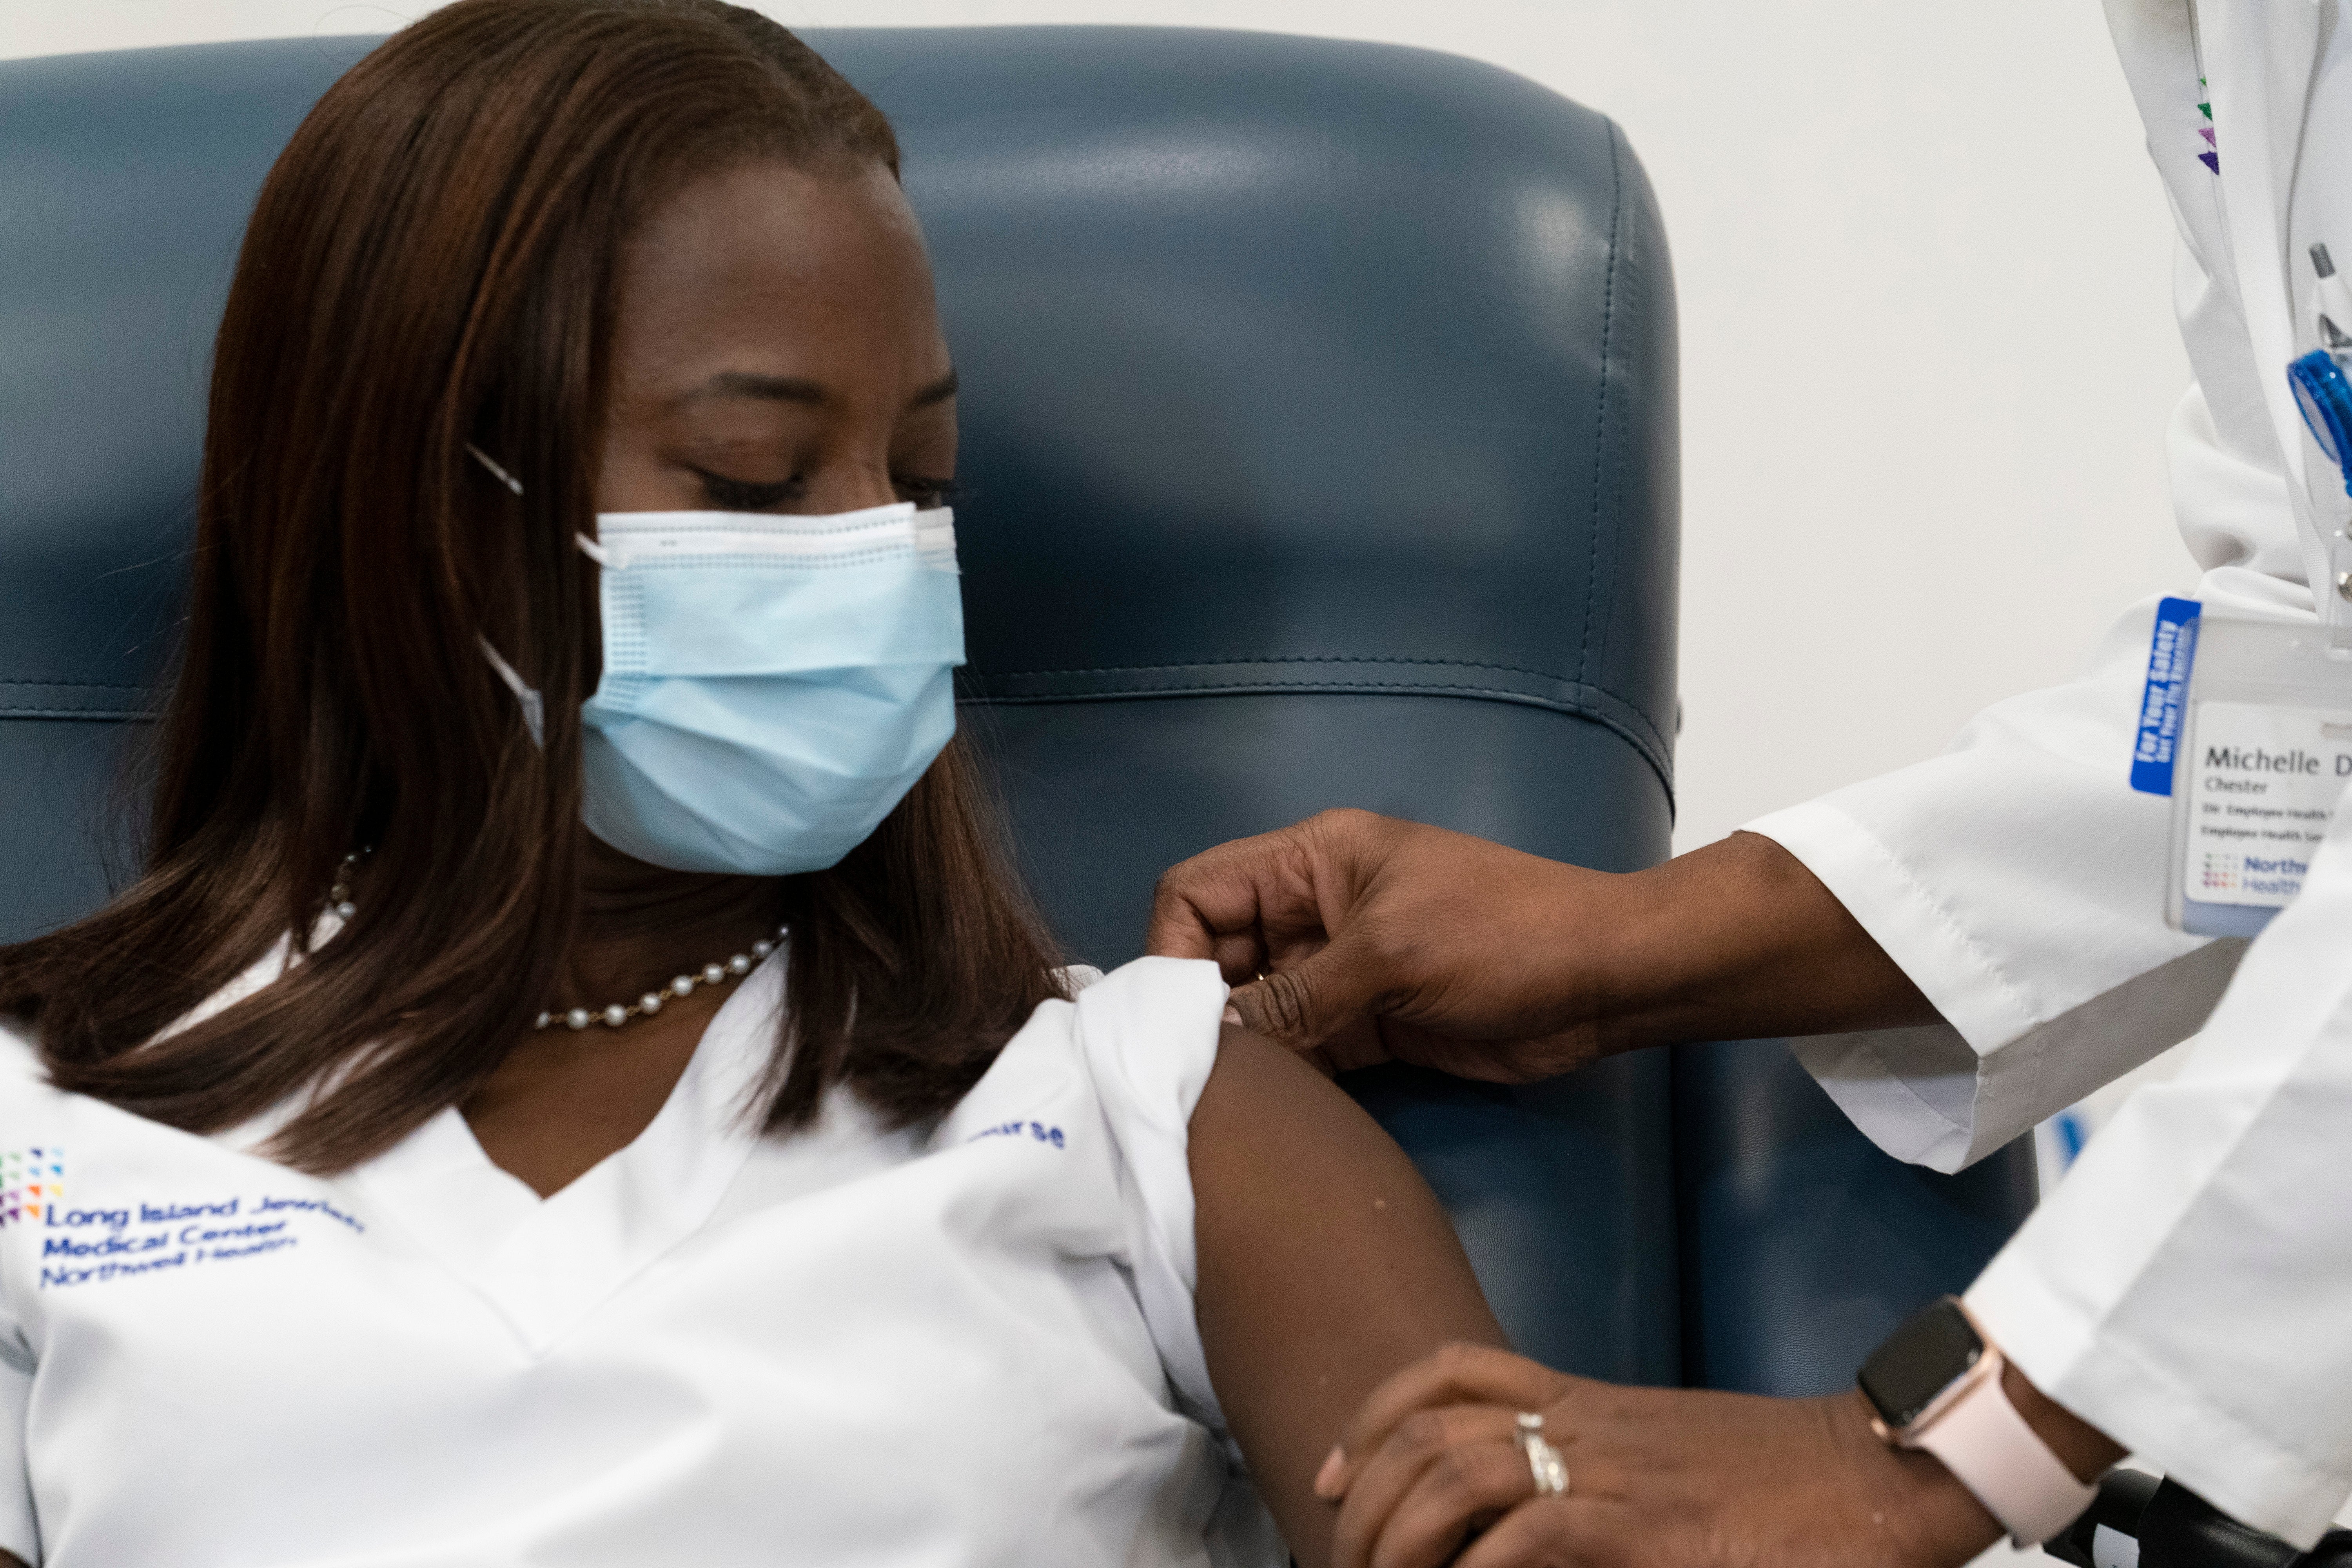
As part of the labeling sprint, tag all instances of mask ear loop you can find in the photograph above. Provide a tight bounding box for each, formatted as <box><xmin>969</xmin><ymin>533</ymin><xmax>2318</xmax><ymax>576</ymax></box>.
<box><xmin>466</xmin><ymin>442</ymin><xmax>524</xmax><ymax>495</ymax></box>
<box><xmin>463</xmin><ymin>448</ymin><xmax>620</xmax><ymax>737</ymax></box>
<box><xmin>465</xmin><ymin>443</ymin><xmax>546</xmax><ymax>745</ymax></box>
<box><xmin>478</xmin><ymin>637</ymin><xmax>545</xmax><ymax>749</ymax></box>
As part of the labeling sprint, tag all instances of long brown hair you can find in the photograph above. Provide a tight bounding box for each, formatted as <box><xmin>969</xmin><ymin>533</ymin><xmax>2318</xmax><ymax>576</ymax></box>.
<box><xmin>0</xmin><ymin>0</ymin><xmax>1064</xmax><ymax>1172</ymax></box>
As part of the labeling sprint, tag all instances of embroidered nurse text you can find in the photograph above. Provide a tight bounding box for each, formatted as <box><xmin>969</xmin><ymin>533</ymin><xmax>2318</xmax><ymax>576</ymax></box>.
<box><xmin>967</xmin><ymin>1120</ymin><xmax>1066</xmax><ymax>1148</ymax></box>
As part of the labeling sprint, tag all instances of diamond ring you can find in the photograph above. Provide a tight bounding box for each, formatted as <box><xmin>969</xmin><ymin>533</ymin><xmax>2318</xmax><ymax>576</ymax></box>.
<box><xmin>1515</xmin><ymin>1411</ymin><xmax>1569</xmax><ymax>1497</ymax></box>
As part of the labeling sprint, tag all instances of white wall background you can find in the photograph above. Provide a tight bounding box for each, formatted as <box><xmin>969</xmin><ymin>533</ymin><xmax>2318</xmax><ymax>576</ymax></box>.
<box><xmin>1</xmin><ymin>0</ymin><xmax>2199</xmax><ymax>855</ymax></box>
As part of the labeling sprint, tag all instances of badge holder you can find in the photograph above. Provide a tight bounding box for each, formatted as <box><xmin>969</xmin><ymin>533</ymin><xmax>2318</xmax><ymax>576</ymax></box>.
<box><xmin>2134</xmin><ymin>602</ymin><xmax>2352</xmax><ymax>936</ymax></box>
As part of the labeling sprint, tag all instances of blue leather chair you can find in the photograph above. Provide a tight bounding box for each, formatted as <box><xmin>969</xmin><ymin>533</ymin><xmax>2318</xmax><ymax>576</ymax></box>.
<box><xmin>0</xmin><ymin>27</ymin><xmax>2034</xmax><ymax>1395</ymax></box>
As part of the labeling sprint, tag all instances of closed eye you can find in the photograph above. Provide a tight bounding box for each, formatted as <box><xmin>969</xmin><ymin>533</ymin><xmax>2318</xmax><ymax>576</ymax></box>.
<box><xmin>693</xmin><ymin>468</ymin><xmax>802</xmax><ymax>511</ymax></box>
<box><xmin>690</xmin><ymin>470</ymin><xmax>961</xmax><ymax>511</ymax></box>
<box><xmin>895</xmin><ymin>475</ymin><xmax>963</xmax><ymax>508</ymax></box>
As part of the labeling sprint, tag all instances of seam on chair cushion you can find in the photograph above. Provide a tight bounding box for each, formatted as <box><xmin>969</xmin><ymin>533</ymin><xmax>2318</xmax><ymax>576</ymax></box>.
<box><xmin>0</xmin><ymin>679</ymin><xmax>159</xmax><ymax>722</ymax></box>
<box><xmin>0</xmin><ymin>709</ymin><xmax>153</xmax><ymax>721</ymax></box>
<box><xmin>973</xmin><ymin>652</ymin><xmax>1615</xmax><ymax>684</ymax></box>
<box><xmin>962</xmin><ymin>653</ymin><xmax>1672</xmax><ymax>766</ymax></box>
<box><xmin>0</xmin><ymin>681</ymin><xmax>148</xmax><ymax>690</ymax></box>
<box><xmin>958</xmin><ymin>674</ymin><xmax>1673</xmax><ymax>804</ymax></box>
<box><xmin>1577</xmin><ymin>116</ymin><xmax>1625</xmax><ymax>697</ymax></box>
<box><xmin>965</xmin><ymin>655</ymin><xmax>1669</xmax><ymax>751</ymax></box>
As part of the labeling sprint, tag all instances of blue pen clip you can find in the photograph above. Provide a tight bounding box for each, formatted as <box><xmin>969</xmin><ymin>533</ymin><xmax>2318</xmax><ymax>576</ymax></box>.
<box><xmin>2289</xmin><ymin>348</ymin><xmax>2352</xmax><ymax>498</ymax></box>
<box><xmin>2298</xmin><ymin>250</ymin><xmax>2352</xmax><ymax>647</ymax></box>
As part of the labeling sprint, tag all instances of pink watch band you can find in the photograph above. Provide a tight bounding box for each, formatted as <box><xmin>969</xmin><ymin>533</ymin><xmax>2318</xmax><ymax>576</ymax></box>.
<box><xmin>1907</xmin><ymin>1347</ymin><xmax>2099</xmax><ymax>1545</ymax></box>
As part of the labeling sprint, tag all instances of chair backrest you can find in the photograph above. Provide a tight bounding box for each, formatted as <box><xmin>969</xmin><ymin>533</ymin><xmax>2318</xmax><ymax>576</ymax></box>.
<box><xmin>0</xmin><ymin>26</ymin><xmax>2034</xmax><ymax>1392</ymax></box>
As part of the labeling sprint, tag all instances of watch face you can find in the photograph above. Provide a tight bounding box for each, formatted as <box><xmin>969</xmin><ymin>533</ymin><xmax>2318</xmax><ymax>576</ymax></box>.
<box><xmin>1858</xmin><ymin>1297</ymin><xmax>1984</xmax><ymax>1429</ymax></box>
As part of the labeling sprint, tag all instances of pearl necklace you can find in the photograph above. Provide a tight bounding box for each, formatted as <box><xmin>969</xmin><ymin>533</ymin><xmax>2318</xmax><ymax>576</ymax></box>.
<box><xmin>534</xmin><ymin>927</ymin><xmax>785</xmax><ymax>1032</ymax></box>
<box><xmin>326</xmin><ymin>854</ymin><xmax>786</xmax><ymax>1034</ymax></box>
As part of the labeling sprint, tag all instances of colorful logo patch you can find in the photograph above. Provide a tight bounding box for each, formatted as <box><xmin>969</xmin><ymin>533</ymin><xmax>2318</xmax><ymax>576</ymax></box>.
<box><xmin>0</xmin><ymin>1149</ymin><xmax>64</xmax><ymax>1227</ymax></box>
<box><xmin>2198</xmin><ymin>79</ymin><xmax>2218</xmax><ymax>176</ymax></box>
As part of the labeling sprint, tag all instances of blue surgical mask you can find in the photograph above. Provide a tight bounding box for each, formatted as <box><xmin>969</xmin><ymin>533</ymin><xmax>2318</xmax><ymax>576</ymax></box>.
<box><xmin>484</xmin><ymin>500</ymin><xmax>964</xmax><ymax>876</ymax></box>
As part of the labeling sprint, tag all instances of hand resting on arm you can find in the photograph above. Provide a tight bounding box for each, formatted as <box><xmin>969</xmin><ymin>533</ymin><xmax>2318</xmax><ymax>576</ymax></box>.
<box><xmin>1314</xmin><ymin>1343</ymin><xmax>2124</xmax><ymax>1568</ymax></box>
<box><xmin>1190</xmin><ymin>1023</ymin><xmax>1507</xmax><ymax>1568</ymax></box>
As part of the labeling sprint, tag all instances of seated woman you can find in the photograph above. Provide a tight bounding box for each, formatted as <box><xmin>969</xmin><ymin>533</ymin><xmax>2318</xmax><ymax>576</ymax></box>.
<box><xmin>0</xmin><ymin>2</ymin><xmax>1507</xmax><ymax>1564</ymax></box>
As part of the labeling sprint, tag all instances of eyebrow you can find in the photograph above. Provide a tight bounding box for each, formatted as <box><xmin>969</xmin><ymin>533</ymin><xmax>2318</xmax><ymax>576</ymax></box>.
<box><xmin>908</xmin><ymin>368</ymin><xmax>959</xmax><ymax>409</ymax></box>
<box><xmin>682</xmin><ymin>368</ymin><xmax>960</xmax><ymax>410</ymax></box>
<box><xmin>687</xmin><ymin>371</ymin><xmax>823</xmax><ymax>406</ymax></box>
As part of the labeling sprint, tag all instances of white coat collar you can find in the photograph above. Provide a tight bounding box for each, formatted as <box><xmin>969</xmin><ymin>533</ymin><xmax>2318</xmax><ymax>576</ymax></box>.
<box><xmin>2098</xmin><ymin>0</ymin><xmax>2341</xmax><ymax>589</ymax></box>
<box><xmin>353</xmin><ymin>952</ymin><xmax>786</xmax><ymax>1355</ymax></box>
<box><xmin>2199</xmin><ymin>0</ymin><xmax>2323</xmax><ymax>481</ymax></box>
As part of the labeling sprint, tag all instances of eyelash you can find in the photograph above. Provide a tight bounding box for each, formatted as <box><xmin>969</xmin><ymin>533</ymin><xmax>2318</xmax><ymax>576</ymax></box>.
<box><xmin>695</xmin><ymin>471</ymin><xmax>800</xmax><ymax>511</ymax></box>
<box><xmin>690</xmin><ymin>470</ymin><xmax>964</xmax><ymax>511</ymax></box>
<box><xmin>894</xmin><ymin>475</ymin><xmax>963</xmax><ymax>508</ymax></box>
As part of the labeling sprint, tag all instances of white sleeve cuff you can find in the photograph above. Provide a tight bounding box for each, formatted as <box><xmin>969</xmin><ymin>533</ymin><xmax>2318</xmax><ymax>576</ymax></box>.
<box><xmin>1970</xmin><ymin>1254</ymin><xmax>2349</xmax><ymax>1549</ymax></box>
<box><xmin>1071</xmin><ymin>956</ymin><xmax>1229</xmax><ymax>1429</ymax></box>
<box><xmin>1960</xmin><ymin>819</ymin><xmax>2352</xmax><ymax>1548</ymax></box>
<box><xmin>1748</xmin><ymin>800</ymin><xmax>2040</xmax><ymax>1051</ymax></box>
<box><xmin>1750</xmin><ymin>797</ymin><xmax>2241</xmax><ymax>1171</ymax></box>
<box><xmin>1740</xmin><ymin>590</ymin><xmax>2327</xmax><ymax>1171</ymax></box>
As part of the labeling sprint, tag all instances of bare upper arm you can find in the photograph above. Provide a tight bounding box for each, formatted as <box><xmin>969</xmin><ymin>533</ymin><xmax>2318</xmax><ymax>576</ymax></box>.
<box><xmin>1189</xmin><ymin>1024</ymin><xmax>1507</xmax><ymax>1568</ymax></box>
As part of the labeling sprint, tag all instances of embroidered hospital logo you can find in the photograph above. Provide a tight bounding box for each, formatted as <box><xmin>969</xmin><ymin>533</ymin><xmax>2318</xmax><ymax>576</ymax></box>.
<box><xmin>0</xmin><ymin>1149</ymin><xmax>64</xmax><ymax>1227</ymax></box>
<box><xmin>31</xmin><ymin>1191</ymin><xmax>364</xmax><ymax>1290</ymax></box>
<box><xmin>2197</xmin><ymin>79</ymin><xmax>2218</xmax><ymax>176</ymax></box>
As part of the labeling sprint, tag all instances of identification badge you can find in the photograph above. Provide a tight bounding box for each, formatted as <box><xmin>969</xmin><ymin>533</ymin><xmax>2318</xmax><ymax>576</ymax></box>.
<box><xmin>2178</xmin><ymin>700</ymin><xmax>2352</xmax><ymax>926</ymax></box>
<box><xmin>2132</xmin><ymin>598</ymin><xmax>2352</xmax><ymax>935</ymax></box>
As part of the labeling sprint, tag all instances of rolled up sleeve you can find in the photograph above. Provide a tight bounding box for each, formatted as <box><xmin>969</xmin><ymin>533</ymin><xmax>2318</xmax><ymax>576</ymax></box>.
<box><xmin>1746</xmin><ymin>592</ymin><xmax>2257</xmax><ymax>1171</ymax></box>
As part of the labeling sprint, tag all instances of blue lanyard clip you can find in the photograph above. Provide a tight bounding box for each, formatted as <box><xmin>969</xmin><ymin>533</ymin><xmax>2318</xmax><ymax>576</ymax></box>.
<box><xmin>2289</xmin><ymin>348</ymin><xmax>2352</xmax><ymax>498</ymax></box>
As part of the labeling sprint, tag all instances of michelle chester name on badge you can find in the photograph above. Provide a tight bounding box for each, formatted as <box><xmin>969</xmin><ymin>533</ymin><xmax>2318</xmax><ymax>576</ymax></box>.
<box><xmin>1</xmin><ymin>1153</ymin><xmax>366</xmax><ymax>1291</ymax></box>
<box><xmin>2133</xmin><ymin>597</ymin><xmax>2352</xmax><ymax>936</ymax></box>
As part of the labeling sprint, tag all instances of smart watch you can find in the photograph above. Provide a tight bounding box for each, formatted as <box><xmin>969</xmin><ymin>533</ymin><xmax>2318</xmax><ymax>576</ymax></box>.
<box><xmin>1858</xmin><ymin>1296</ymin><xmax>2100</xmax><ymax>1545</ymax></box>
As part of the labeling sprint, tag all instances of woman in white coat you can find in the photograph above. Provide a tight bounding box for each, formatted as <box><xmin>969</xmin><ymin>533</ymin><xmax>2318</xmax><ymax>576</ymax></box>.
<box><xmin>1150</xmin><ymin>3</ymin><xmax>2352</xmax><ymax>1563</ymax></box>
<box><xmin>0</xmin><ymin>4</ymin><xmax>1508</xmax><ymax>1564</ymax></box>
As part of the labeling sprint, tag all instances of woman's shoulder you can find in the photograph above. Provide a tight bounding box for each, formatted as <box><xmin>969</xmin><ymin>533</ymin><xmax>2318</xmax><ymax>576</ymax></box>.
<box><xmin>0</xmin><ymin>1013</ymin><xmax>73</xmax><ymax>1137</ymax></box>
<box><xmin>938</xmin><ymin>956</ymin><xmax>1228</xmax><ymax>1150</ymax></box>
<box><xmin>1045</xmin><ymin>957</ymin><xmax>1235</xmax><ymax>1429</ymax></box>
<box><xmin>0</xmin><ymin>1016</ymin><xmax>49</xmax><ymax>1087</ymax></box>
<box><xmin>1064</xmin><ymin>956</ymin><xmax>1230</xmax><ymax>1135</ymax></box>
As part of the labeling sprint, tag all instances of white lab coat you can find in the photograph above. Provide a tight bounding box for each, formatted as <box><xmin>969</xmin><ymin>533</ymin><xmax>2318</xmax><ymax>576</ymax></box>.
<box><xmin>0</xmin><ymin>952</ymin><xmax>1277</xmax><ymax>1567</ymax></box>
<box><xmin>1745</xmin><ymin>0</ymin><xmax>2352</xmax><ymax>1544</ymax></box>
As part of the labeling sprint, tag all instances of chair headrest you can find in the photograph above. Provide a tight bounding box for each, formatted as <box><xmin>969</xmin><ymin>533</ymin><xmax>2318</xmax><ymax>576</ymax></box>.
<box><xmin>848</xmin><ymin>28</ymin><xmax>1679</xmax><ymax>792</ymax></box>
<box><xmin>0</xmin><ymin>26</ymin><xmax>1676</xmax><ymax>795</ymax></box>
